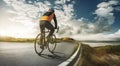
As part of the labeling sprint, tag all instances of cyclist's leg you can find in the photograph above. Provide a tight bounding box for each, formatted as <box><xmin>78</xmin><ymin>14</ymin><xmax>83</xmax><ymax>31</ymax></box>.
<box><xmin>40</xmin><ymin>21</ymin><xmax>46</xmax><ymax>33</ymax></box>
<box><xmin>45</xmin><ymin>22</ymin><xmax>55</xmax><ymax>37</ymax></box>
<box><xmin>40</xmin><ymin>21</ymin><xmax>45</xmax><ymax>48</ymax></box>
<box><xmin>45</xmin><ymin>22</ymin><xmax>55</xmax><ymax>42</ymax></box>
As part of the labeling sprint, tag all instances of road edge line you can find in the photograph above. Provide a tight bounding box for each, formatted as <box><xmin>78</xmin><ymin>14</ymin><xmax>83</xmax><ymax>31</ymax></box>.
<box><xmin>58</xmin><ymin>41</ymin><xmax>81</xmax><ymax>66</ymax></box>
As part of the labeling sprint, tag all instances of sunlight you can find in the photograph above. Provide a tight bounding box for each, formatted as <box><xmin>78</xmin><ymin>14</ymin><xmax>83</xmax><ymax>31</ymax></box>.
<box><xmin>0</xmin><ymin>28</ymin><xmax>36</xmax><ymax>38</ymax></box>
<box><xmin>0</xmin><ymin>22</ymin><xmax>37</xmax><ymax>38</ymax></box>
<box><xmin>0</xmin><ymin>12</ymin><xmax>38</xmax><ymax>38</ymax></box>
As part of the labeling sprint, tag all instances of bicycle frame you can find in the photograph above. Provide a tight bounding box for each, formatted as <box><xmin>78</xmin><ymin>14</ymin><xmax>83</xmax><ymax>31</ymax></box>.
<box><xmin>34</xmin><ymin>27</ymin><xmax>59</xmax><ymax>55</ymax></box>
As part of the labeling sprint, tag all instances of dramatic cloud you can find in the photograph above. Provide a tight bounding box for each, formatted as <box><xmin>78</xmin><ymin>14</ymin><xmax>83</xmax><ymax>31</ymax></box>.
<box><xmin>0</xmin><ymin>0</ymin><xmax>120</xmax><ymax>41</ymax></box>
<box><xmin>1</xmin><ymin>0</ymin><xmax>76</xmax><ymax>38</ymax></box>
<box><xmin>94</xmin><ymin>0</ymin><xmax>118</xmax><ymax>24</ymax></box>
<box><xmin>0</xmin><ymin>0</ymin><xmax>38</xmax><ymax>38</ymax></box>
<box><xmin>57</xmin><ymin>0</ymin><xmax>120</xmax><ymax>41</ymax></box>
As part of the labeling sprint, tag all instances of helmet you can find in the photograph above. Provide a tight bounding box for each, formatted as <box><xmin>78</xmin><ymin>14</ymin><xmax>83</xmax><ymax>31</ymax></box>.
<box><xmin>49</xmin><ymin>8</ymin><xmax>54</xmax><ymax>12</ymax></box>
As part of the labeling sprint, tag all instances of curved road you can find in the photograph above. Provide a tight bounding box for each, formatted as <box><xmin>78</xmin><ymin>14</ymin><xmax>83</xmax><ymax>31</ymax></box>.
<box><xmin>0</xmin><ymin>42</ymin><xmax>75</xmax><ymax>66</ymax></box>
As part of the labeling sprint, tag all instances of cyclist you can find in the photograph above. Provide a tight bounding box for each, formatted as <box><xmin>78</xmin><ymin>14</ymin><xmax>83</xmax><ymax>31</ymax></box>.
<box><xmin>39</xmin><ymin>8</ymin><xmax>58</xmax><ymax>46</ymax></box>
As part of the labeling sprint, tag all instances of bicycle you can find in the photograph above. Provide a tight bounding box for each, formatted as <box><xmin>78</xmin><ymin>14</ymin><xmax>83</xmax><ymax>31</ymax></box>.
<box><xmin>34</xmin><ymin>27</ymin><xmax>59</xmax><ymax>56</ymax></box>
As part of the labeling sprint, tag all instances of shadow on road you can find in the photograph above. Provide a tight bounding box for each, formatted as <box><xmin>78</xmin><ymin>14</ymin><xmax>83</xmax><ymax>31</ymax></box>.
<box><xmin>38</xmin><ymin>52</ymin><xmax>66</xmax><ymax>60</ymax></box>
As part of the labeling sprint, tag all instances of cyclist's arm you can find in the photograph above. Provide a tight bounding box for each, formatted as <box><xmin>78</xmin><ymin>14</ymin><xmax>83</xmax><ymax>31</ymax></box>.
<box><xmin>53</xmin><ymin>14</ymin><xmax>57</xmax><ymax>29</ymax></box>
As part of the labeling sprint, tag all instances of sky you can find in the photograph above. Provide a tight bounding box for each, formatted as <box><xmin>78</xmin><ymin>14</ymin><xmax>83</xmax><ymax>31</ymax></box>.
<box><xmin>0</xmin><ymin>0</ymin><xmax>120</xmax><ymax>41</ymax></box>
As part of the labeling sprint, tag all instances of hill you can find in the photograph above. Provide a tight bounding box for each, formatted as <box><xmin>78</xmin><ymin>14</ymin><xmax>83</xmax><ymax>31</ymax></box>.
<box><xmin>0</xmin><ymin>36</ymin><xmax>34</xmax><ymax>42</ymax></box>
<box><xmin>78</xmin><ymin>44</ymin><xmax>120</xmax><ymax>66</ymax></box>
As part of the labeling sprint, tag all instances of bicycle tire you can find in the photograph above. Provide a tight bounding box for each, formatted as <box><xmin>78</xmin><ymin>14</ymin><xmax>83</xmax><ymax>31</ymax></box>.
<box><xmin>34</xmin><ymin>33</ymin><xmax>44</xmax><ymax>55</ymax></box>
<box><xmin>48</xmin><ymin>34</ymin><xmax>57</xmax><ymax>53</ymax></box>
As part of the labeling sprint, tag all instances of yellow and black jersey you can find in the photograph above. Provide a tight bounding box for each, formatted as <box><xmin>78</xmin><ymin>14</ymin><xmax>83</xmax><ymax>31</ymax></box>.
<box><xmin>40</xmin><ymin>12</ymin><xmax>57</xmax><ymax>22</ymax></box>
<box><xmin>40</xmin><ymin>11</ymin><xmax>57</xmax><ymax>28</ymax></box>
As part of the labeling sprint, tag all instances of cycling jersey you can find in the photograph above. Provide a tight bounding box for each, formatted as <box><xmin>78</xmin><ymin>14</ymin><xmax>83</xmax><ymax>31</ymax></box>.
<box><xmin>40</xmin><ymin>12</ymin><xmax>55</xmax><ymax>22</ymax></box>
<box><xmin>39</xmin><ymin>11</ymin><xmax>57</xmax><ymax>29</ymax></box>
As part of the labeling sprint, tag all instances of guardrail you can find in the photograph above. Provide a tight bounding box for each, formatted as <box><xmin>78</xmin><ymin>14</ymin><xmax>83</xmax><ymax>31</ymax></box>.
<box><xmin>58</xmin><ymin>41</ymin><xmax>82</xmax><ymax>66</ymax></box>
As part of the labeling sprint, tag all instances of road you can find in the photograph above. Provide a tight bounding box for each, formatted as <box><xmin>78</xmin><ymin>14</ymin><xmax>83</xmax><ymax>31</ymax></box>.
<box><xmin>0</xmin><ymin>42</ymin><xmax>75</xmax><ymax>66</ymax></box>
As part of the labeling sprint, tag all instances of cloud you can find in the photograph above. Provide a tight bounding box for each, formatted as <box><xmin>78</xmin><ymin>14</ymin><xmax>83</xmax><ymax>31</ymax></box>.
<box><xmin>56</xmin><ymin>0</ymin><xmax>119</xmax><ymax>37</ymax></box>
<box><xmin>1</xmin><ymin>0</ymin><xmax>70</xmax><ymax>38</ymax></box>
<box><xmin>82</xmin><ymin>0</ymin><xmax>119</xmax><ymax>35</ymax></box>
<box><xmin>56</xmin><ymin>0</ymin><xmax>120</xmax><ymax>41</ymax></box>
<box><xmin>94</xmin><ymin>0</ymin><xmax>119</xmax><ymax>24</ymax></box>
<box><xmin>0</xmin><ymin>0</ymin><xmax>39</xmax><ymax>38</ymax></box>
<box><xmin>70</xmin><ymin>29</ymin><xmax>120</xmax><ymax>41</ymax></box>
<box><xmin>107</xmin><ymin>29</ymin><xmax>120</xmax><ymax>41</ymax></box>
<box><xmin>0</xmin><ymin>0</ymin><xmax>120</xmax><ymax>41</ymax></box>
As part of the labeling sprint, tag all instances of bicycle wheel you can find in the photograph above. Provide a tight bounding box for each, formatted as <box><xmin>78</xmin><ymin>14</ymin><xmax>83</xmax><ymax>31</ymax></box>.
<box><xmin>48</xmin><ymin>34</ymin><xmax>57</xmax><ymax>53</ymax></box>
<box><xmin>34</xmin><ymin>33</ymin><xmax>44</xmax><ymax>55</ymax></box>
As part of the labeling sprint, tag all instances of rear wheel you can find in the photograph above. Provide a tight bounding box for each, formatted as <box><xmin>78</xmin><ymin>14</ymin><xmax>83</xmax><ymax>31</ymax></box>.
<box><xmin>34</xmin><ymin>33</ymin><xmax>44</xmax><ymax>55</ymax></box>
<box><xmin>48</xmin><ymin>34</ymin><xmax>57</xmax><ymax>53</ymax></box>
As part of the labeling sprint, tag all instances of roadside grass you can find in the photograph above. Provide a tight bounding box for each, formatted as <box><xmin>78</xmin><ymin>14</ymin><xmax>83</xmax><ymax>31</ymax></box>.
<box><xmin>0</xmin><ymin>37</ymin><xmax>34</xmax><ymax>42</ymax></box>
<box><xmin>0</xmin><ymin>36</ymin><xmax>75</xmax><ymax>43</ymax></box>
<box><xmin>78</xmin><ymin>44</ymin><xmax>120</xmax><ymax>66</ymax></box>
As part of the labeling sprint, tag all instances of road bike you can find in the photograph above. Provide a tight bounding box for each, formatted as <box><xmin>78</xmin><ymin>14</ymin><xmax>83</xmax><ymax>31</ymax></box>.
<box><xmin>34</xmin><ymin>28</ymin><xmax>59</xmax><ymax>55</ymax></box>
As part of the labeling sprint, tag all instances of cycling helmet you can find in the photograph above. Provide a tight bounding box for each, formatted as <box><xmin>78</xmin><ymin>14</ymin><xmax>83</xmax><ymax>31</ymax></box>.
<box><xmin>49</xmin><ymin>8</ymin><xmax>54</xmax><ymax>12</ymax></box>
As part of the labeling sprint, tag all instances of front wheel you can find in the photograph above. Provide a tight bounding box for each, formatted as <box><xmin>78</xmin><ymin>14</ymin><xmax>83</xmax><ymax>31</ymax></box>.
<box><xmin>48</xmin><ymin>34</ymin><xmax>57</xmax><ymax>53</ymax></box>
<box><xmin>34</xmin><ymin>33</ymin><xmax>44</xmax><ymax>55</ymax></box>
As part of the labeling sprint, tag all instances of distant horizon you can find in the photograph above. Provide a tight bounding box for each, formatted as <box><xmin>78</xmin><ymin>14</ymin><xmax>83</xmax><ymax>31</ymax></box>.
<box><xmin>0</xmin><ymin>35</ymin><xmax>120</xmax><ymax>42</ymax></box>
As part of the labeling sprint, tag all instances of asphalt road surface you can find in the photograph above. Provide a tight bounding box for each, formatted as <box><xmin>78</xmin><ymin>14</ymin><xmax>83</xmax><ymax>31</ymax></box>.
<box><xmin>0</xmin><ymin>42</ymin><xmax>75</xmax><ymax>66</ymax></box>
